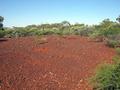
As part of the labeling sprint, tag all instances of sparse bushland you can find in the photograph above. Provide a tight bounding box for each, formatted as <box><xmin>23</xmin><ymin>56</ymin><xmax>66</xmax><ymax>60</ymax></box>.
<box><xmin>89</xmin><ymin>18</ymin><xmax>120</xmax><ymax>48</ymax></box>
<box><xmin>1</xmin><ymin>16</ymin><xmax>120</xmax><ymax>48</ymax></box>
<box><xmin>3</xmin><ymin>22</ymin><xmax>89</xmax><ymax>37</ymax></box>
<box><xmin>1</xmin><ymin>15</ymin><xmax>120</xmax><ymax>89</ymax></box>
<box><xmin>1</xmin><ymin>15</ymin><xmax>120</xmax><ymax>40</ymax></box>
<box><xmin>3</xmin><ymin>17</ymin><xmax>120</xmax><ymax>45</ymax></box>
<box><xmin>89</xmin><ymin>16</ymin><xmax>120</xmax><ymax>90</ymax></box>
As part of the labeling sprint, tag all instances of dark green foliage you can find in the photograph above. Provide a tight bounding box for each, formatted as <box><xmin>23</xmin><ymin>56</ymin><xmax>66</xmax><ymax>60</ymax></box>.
<box><xmin>0</xmin><ymin>16</ymin><xmax>4</xmax><ymax>22</ymax></box>
<box><xmin>0</xmin><ymin>16</ymin><xmax>4</xmax><ymax>30</ymax></box>
<box><xmin>0</xmin><ymin>23</ymin><xmax>3</xmax><ymax>29</ymax></box>
<box><xmin>102</xmin><ymin>26</ymin><xmax>120</xmax><ymax>37</ymax></box>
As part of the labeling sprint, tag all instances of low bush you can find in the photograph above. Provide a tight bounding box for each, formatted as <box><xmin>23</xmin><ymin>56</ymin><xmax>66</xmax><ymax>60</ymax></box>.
<box><xmin>116</xmin><ymin>48</ymin><xmax>120</xmax><ymax>56</ymax></box>
<box><xmin>89</xmin><ymin>30</ymin><xmax>105</xmax><ymax>42</ymax></box>
<box><xmin>90</xmin><ymin>56</ymin><xmax>120</xmax><ymax>90</ymax></box>
<box><xmin>106</xmin><ymin>39</ymin><xmax>120</xmax><ymax>48</ymax></box>
<box><xmin>0</xmin><ymin>30</ymin><xmax>5</xmax><ymax>38</ymax></box>
<box><xmin>79</xmin><ymin>28</ymin><xmax>93</xmax><ymax>36</ymax></box>
<box><xmin>56</xmin><ymin>31</ymin><xmax>63</xmax><ymax>36</ymax></box>
<box><xmin>90</xmin><ymin>41</ymin><xmax>120</xmax><ymax>90</ymax></box>
<box><xmin>90</xmin><ymin>63</ymin><xmax>115</xmax><ymax>90</ymax></box>
<box><xmin>112</xmin><ymin>56</ymin><xmax>120</xmax><ymax>64</ymax></box>
<box><xmin>42</xmin><ymin>30</ymin><xmax>55</xmax><ymax>35</ymax></box>
<box><xmin>73</xmin><ymin>29</ymin><xmax>80</xmax><ymax>35</ymax></box>
<box><xmin>5</xmin><ymin>29</ymin><xmax>14</xmax><ymax>38</ymax></box>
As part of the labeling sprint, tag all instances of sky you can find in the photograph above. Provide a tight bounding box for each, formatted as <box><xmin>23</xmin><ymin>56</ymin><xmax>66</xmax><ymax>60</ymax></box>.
<box><xmin>1</xmin><ymin>0</ymin><xmax>120</xmax><ymax>27</ymax></box>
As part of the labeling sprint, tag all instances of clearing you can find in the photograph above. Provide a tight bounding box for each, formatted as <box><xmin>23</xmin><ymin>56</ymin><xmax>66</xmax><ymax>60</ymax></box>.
<box><xmin>0</xmin><ymin>35</ymin><xmax>115</xmax><ymax>90</ymax></box>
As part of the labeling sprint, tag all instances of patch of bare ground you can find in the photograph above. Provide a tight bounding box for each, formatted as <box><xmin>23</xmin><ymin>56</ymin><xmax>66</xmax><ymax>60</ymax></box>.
<box><xmin>0</xmin><ymin>35</ymin><xmax>115</xmax><ymax>90</ymax></box>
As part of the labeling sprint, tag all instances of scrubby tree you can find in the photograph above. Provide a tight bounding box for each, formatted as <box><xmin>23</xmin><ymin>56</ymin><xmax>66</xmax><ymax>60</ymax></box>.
<box><xmin>0</xmin><ymin>16</ymin><xmax>4</xmax><ymax>30</ymax></box>
<box><xmin>100</xmin><ymin>19</ymin><xmax>114</xmax><ymax>28</ymax></box>
<box><xmin>40</xmin><ymin>24</ymin><xmax>51</xmax><ymax>31</ymax></box>
<box><xmin>61</xmin><ymin>21</ymin><xmax>71</xmax><ymax>33</ymax></box>
<box><xmin>61</xmin><ymin>21</ymin><xmax>70</xmax><ymax>27</ymax></box>
<box><xmin>0</xmin><ymin>16</ymin><xmax>5</xmax><ymax>38</ymax></box>
<box><xmin>0</xmin><ymin>16</ymin><xmax>4</xmax><ymax>22</ymax></box>
<box><xmin>116</xmin><ymin>16</ymin><xmax>120</xmax><ymax>23</ymax></box>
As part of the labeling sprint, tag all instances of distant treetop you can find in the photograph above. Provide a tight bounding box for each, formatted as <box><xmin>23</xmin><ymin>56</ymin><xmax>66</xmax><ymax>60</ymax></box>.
<box><xmin>0</xmin><ymin>16</ymin><xmax>4</xmax><ymax>22</ymax></box>
<box><xmin>116</xmin><ymin>16</ymin><xmax>120</xmax><ymax>23</ymax></box>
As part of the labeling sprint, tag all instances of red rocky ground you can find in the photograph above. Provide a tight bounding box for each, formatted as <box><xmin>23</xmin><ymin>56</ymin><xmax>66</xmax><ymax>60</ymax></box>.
<box><xmin>0</xmin><ymin>35</ymin><xmax>115</xmax><ymax>90</ymax></box>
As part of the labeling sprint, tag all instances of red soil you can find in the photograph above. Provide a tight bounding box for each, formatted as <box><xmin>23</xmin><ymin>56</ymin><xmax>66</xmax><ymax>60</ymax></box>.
<box><xmin>0</xmin><ymin>35</ymin><xmax>115</xmax><ymax>90</ymax></box>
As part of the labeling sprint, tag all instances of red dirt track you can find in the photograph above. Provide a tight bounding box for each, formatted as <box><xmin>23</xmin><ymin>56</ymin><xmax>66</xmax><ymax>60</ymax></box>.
<box><xmin>0</xmin><ymin>35</ymin><xmax>115</xmax><ymax>90</ymax></box>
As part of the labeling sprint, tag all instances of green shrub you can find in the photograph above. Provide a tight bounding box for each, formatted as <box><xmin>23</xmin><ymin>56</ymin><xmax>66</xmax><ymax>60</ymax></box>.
<box><xmin>0</xmin><ymin>30</ymin><xmax>5</xmax><ymax>38</ymax></box>
<box><xmin>5</xmin><ymin>29</ymin><xmax>27</xmax><ymax>37</ymax></box>
<box><xmin>90</xmin><ymin>31</ymin><xmax>105</xmax><ymax>42</ymax></box>
<box><xmin>102</xmin><ymin>29</ymin><xmax>120</xmax><ymax>37</ymax></box>
<box><xmin>90</xmin><ymin>48</ymin><xmax>120</xmax><ymax>90</ymax></box>
<box><xmin>5</xmin><ymin>29</ymin><xmax>41</xmax><ymax>37</ymax></box>
<box><xmin>55</xmin><ymin>30</ymin><xmax>64</xmax><ymax>36</ymax></box>
<box><xmin>90</xmin><ymin>57</ymin><xmax>120</xmax><ymax>90</ymax></box>
<box><xmin>116</xmin><ymin>48</ymin><xmax>120</xmax><ymax>56</ymax></box>
<box><xmin>112</xmin><ymin>56</ymin><xmax>120</xmax><ymax>64</ymax></box>
<box><xmin>91</xmin><ymin>24</ymin><xmax>120</xmax><ymax>44</ymax></box>
<box><xmin>89</xmin><ymin>31</ymin><xmax>100</xmax><ymax>39</ymax></box>
<box><xmin>5</xmin><ymin>30</ymin><xmax>13</xmax><ymax>38</ymax></box>
<box><xmin>79</xmin><ymin>29</ymin><xmax>93</xmax><ymax>36</ymax></box>
<box><xmin>106</xmin><ymin>34</ymin><xmax>120</xmax><ymax>42</ymax></box>
<box><xmin>42</xmin><ymin>30</ymin><xmax>55</xmax><ymax>35</ymax></box>
<box><xmin>90</xmin><ymin>63</ymin><xmax>115</xmax><ymax>90</ymax></box>
<box><xmin>73</xmin><ymin>29</ymin><xmax>80</xmax><ymax>35</ymax></box>
<box><xmin>106</xmin><ymin>40</ymin><xmax>120</xmax><ymax>48</ymax></box>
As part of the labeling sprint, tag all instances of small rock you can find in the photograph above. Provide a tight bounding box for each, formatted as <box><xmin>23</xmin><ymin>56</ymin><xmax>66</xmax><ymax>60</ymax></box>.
<box><xmin>79</xmin><ymin>79</ymin><xmax>83</xmax><ymax>83</ymax></box>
